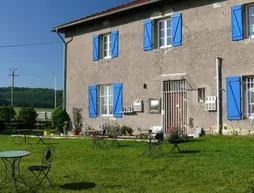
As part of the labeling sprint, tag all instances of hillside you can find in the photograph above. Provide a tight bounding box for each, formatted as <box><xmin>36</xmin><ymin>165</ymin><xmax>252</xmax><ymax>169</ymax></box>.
<box><xmin>0</xmin><ymin>87</ymin><xmax>63</xmax><ymax>108</ymax></box>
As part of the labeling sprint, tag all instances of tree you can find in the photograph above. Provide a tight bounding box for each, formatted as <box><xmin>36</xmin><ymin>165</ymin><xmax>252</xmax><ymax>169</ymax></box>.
<box><xmin>51</xmin><ymin>106</ymin><xmax>69</xmax><ymax>132</ymax></box>
<box><xmin>0</xmin><ymin>105</ymin><xmax>16</xmax><ymax>123</ymax></box>
<box><xmin>18</xmin><ymin>107</ymin><xmax>38</xmax><ymax>125</ymax></box>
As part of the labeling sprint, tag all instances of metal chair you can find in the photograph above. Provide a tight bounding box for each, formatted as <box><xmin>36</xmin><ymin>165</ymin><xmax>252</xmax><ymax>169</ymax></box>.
<box><xmin>28</xmin><ymin>146</ymin><xmax>54</xmax><ymax>188</ymax></box>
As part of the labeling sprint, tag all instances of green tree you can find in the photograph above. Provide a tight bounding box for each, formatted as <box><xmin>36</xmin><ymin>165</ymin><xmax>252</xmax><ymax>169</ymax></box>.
<box><xmin>51</xmin><ymin>106</ymin><xmax>69</xmax><ymax>132</ymax></box>
<box><xmin>18</xmin><ymin>107</ymin><xmax>38</xmax><ymax>125</ymax></box>
<box><xmin>0</xmin><ymin>105</ymin><xmax>16</xmax><ymax>123</ymax></box>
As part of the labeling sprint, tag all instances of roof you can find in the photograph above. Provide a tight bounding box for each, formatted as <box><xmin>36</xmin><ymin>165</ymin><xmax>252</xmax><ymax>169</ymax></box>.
<box><xmin>52</xmin><ymin>0</ymin><xmax>162</xmax><ymax>32</ymax></box>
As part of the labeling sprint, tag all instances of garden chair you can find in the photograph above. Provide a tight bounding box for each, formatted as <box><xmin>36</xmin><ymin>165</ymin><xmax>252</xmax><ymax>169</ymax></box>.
<box><xmin>28</xmin><ymin>146</ymin><xmax>54</xmax><ymax>188</ymax></box>
<box><xmin>142</xmin><ymin>130</ymin><xmax>164</xmax><ymax>156</ymax></box>
<box><xmin>110</xmin><ymin>127</ymin><xmax>121</xmax><ymax>147</ymax></box>
<box><xmin>92</xmin><ymin>130</ymin><xmax>106</xmax><ymax>149</ymax></box>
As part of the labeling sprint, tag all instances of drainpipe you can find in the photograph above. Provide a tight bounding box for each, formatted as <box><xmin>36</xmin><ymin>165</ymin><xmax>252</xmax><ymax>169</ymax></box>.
<box><xmin>216</xmin><ymin>57</ymin><xmax>223</xmax><ymax>135</ymax></box>
<box><xmin>56</xmin><ymin>30</ymin><xmax>72</xmax><ymax>111</ymax></box>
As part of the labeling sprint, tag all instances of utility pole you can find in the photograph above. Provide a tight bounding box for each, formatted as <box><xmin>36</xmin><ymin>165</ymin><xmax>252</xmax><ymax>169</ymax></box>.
<box><xmin>9</xmin><ymin>68</ymin><xmax>19</xmax><ymax>107</ymax></box>
<box><xmin>55</xmin><ymin>76</ymin><xmax>57</xmax><ymax>109</ymax></box>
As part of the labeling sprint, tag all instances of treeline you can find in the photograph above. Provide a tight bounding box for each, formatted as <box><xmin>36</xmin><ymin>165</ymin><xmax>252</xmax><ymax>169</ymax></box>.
<box><xmin>0</xmin><ymin>87</ymin><xmax>62</xmax><ymax>108</ymax></box>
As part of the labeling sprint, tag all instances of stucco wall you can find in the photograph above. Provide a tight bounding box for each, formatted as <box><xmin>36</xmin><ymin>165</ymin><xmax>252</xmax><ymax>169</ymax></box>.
<box><xmin>65</xmin><ymin>0</ymin><xmax>254</xmax><ymax>134</ymax></box>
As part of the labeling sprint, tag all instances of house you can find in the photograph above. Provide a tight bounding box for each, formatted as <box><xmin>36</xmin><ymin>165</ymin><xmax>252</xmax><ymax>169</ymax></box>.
<box><xmin>52</xmin><ymin>0</ymin><xmax>254</xmax><ymax>135</ymax></box>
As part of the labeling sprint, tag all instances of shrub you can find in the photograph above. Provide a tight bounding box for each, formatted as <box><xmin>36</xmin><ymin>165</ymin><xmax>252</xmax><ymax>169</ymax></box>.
<box><xmin>0</xmin><ymin>105</ymin><xmax>16</xmax><ymax>123</ymax></box>
<box><xmin>72</xmin><ymin>107</ymin><xmax>83</xmax><ymax>131</ymax></box>
<box><xmin>51</xmin><ymin>106</ymin><xmax>69</xmax><ymax>132</ymax></box>
<box><xmin>0</xmin><ymin>121</ymin><xmax>5</xmax><ymax>132</ymax></box>
<box><xmin>166</xmin><ymin>126</ymin><xmax>188</xmax><ymax>143</ymax></box>
<box><xmin>103</xmin><ymin>121</ymin><xmax>119</xmax><ymax>138</ymax></box>
<box><xmin>127</xmin><ymin>127</ymin><xmax>134</xmax><ymax>136</ymax></box>
<box><xmin>120</xmin><ymin>125</ymin><xmax>128</xmax><ymax>135</ymax></box>
<box><xmin>120</xmin><ymin>125</ymin><xmax>134</xmax><ymax>136</ymax></box>
<box><xmin>18</xmin><ymin>107</ymin><xmax>38</xmax><ymax>125</ymax></box>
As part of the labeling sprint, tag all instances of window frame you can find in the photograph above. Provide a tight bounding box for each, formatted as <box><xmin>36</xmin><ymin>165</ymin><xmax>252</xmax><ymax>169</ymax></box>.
<box><xmin>157</xmin><ymin>17</ymin><xmax>172</xmax><ymax>49</ymax></box>
<box><xmin>102</xmin><ymin>34</ymin><xmax>112</xmax><ymax>59</ymax></box>
<box><xmin>243</xmin><ymin>76</ymin><xmax>254</xmax><ymax>119</ymax></box>
<box><xmin>245</xmin><ymin>4</ymin><xmax>254</xmax><ymax>39</ymax></box>
<box><xmin>98</xmin><ymin>84</ymin><xmax>113</xmax><ymax>117</ymax></box>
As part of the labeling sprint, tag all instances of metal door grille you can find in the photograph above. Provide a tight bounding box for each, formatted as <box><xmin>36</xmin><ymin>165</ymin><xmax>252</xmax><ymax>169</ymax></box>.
<box><xmin>162</xmin><ymin>80</ymin><xmax>187</xmax><ymax>134</ymax></box>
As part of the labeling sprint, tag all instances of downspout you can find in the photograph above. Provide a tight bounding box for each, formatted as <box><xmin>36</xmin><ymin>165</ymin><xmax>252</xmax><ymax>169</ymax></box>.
<box><xmin>56</xmin><ymin>30</ymin><xmax>72</xmax><ymax>111</ymax></box>
<box><xmin>216</xmin><ymin>57</ymin><xmax>223</xmax><ymax>135</ymax></box>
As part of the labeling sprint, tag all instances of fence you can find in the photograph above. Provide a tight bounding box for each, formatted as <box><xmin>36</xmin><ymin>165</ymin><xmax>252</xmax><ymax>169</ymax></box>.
<box><xmin>37</xmin><ymin>112</ymin><xmax>52</xmax><ymax>120</ymax></box>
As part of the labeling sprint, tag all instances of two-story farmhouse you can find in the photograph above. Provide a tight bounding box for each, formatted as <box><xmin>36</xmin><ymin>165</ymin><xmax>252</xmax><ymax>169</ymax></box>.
<box><xmin>52</xmin><ymin>0</ymin><xmax>254</xmax><ymax>135</ymax></box>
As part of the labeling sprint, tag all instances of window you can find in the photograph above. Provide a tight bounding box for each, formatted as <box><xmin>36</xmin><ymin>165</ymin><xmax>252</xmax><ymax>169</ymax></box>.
<box><xmin>157</xmin><ymin>18</ymin><xmax>172</xmax><ymax>48</ymax></box>
<box><xmin>243</xmin><ymin>77</ymin><xmax>254</xmax><ymax>119</ymax></box>
<box><xmin>103</xmin><ymin>34</ymin><xmax>111</xmax><ymax>59</ymax></box>
<box><xmin>198</xmin><ymin>88</ymin><xmax>205</xmax><ymax>103</ymax></box>
<box><xmin>99</xmin><ymin>85</ymin><xmax>113</xmax><ymax>116</ymax></box>
<box><xmin>246</xmin><ymin>5</ymin><xmax>254</xmax><ymax>38</ymax></box>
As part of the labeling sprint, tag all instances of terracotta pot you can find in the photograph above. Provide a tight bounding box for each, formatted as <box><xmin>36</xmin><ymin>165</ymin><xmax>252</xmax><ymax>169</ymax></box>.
<box><xmin>72</xmin><ymin>130</ymin><xmax>80</xmax><ymax>136</ymax></box>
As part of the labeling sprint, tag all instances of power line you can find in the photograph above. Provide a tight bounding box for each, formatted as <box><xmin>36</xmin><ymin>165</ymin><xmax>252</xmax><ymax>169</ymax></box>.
<box><xmin>0</xmin><ymin>41</ymin><xmax>61</xmax><ymax>48</ymax></box>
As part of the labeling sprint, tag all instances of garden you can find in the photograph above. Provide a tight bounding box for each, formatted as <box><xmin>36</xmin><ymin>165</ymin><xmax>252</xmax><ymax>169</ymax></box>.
<box><xmin>1</xmin><ymin>106</ymin><xmax>254</xmax><ymax>192</ymax></box>
<box><xmin>0</xmin><ymin>135</ymin><xmax>254</xmax><ymax>192</ymax></box>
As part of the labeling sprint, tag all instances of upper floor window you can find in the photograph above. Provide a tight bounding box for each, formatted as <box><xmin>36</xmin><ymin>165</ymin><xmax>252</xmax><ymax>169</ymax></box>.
<box><xmin>246</xmin><ymin>5</ymin><xmax>254</xmax><ymax>38</ymax></box>
<box><xmin>99</xmin><ymin>84</ymin><xmax>113</xmax><ymax>117</ymax></box>
<box><xmin>93</xmin><ymin>30</ymin><xmax>119</xmax><ymax>61</ymax></box>
<box><xmin>157</xmin><ymin>18</ymin><xmax>172</xmax><ymax>48</ymax></box>
<box><xmin>103</xmin><ymin>34</ymin><xmax>111</xmax><ymax>59</ymax></box>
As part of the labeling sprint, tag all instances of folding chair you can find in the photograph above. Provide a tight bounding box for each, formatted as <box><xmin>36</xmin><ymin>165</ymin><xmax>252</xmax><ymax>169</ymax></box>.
<box><xmin>28</xmin><ymin>146</ymin><xmax>54</xmax><ymax>188</ymax></box>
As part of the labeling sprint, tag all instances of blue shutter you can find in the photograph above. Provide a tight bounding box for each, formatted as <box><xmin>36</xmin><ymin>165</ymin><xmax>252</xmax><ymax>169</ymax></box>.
<box><xmin>113</xmin><ymin>83</ymin><xmax>123</xmax><ymax>118</ymax></box>
<box><xmin>231</xmin><ymin>5</ymin><xmax>243</xmax><ymax>41</ymax></box>
<box><xmin>143</xmin><ymin>19</ymin><xmax>153</xmax><ymax>51</ymax></box>
<box><xmin>111</xmin><ymin>30</ymin><xmax>119</xmax><ymax>58</ymax></box>
<box><xmin>226</xmin><ymin>76</ymin><xmax>241</xmax><ymax>120</ymax></box>
<box><xmin>88</xmin><ymin>85</ymin><xmax>97</xmax><ymax>118</ymax></box>
<box><xmin>93</xmin><ymin>35</ymin><xmax>99</xmax><ymax>61</ymax></box>
<box><xmin>172</xmin><ymin>13</ymin><xmax>182</xmax><ymax>47</ymax></box>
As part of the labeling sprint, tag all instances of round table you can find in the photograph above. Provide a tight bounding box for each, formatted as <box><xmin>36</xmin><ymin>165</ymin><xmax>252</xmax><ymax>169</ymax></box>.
<box><xmin>0</xmin><ymin>150</ymin><xmax>30</xmax><ymax>192</ymax></box>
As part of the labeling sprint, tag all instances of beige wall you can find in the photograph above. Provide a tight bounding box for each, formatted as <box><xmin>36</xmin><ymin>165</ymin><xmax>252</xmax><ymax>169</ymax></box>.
<box><xmin>64</xmin><ymin>0</ymin><xmax>254</xmax><ymax>133</ymax></box>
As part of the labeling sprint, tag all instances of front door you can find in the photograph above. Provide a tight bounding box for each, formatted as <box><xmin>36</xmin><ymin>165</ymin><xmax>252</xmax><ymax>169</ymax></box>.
<box><xmin>162</xmin><ymin>80</ymin><xmax>187</xmax><ymax>134</ymax></box>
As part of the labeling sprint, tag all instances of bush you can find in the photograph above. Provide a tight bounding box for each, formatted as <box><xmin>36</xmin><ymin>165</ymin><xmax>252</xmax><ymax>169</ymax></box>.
<box><xmin>120</xmin><ymin>125</ymin><xmax>133</xmax><ymax>136</ymax></box>
<box><xmin>0</xmin><ymin>105</ymin><xmax>16</xmax><ymax>123</ymax></box>
<box><xmin>18</xmin><ymin>107</ymin><xmax>38</xmax><ymax>125</ymax></box>
<box><xmin>166</xmin><ymin>126</ymin><xmax>188</xmax><ymax>143</ymax></box>
<box><xmin>51</xmin><ymin>106</ymin><xmax>69</xmax><ymax>132</ymax></box>
<box><xmin>0</xmin><ymin>121</ymin><xmax>5</xmax><ymax>132</ymax></box>
<box><xmin>120</xmin><ymin>125</ymin><xmax>128</xmax><ymax>135</ymax></box>
<box><xmin>103</xmin><ymin>121</ymin><xmax>119</xmax><ymax>138</ymax></box>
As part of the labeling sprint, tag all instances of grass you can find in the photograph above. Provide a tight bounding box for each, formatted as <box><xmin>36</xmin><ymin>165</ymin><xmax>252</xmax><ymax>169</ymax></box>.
<box><xmin>14</xmin><ymin>107</ymin><xmax>55</xmax><ymax>113</ymax></box>
<box><xmin>1</xmin><ymin>135</ymin><xmax>254</xmax><ymax>192</ymax></box>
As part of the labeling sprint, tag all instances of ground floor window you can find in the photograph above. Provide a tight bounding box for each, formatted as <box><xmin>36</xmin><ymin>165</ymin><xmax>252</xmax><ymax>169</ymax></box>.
<box><xmin>99</xmin><ymin>85</ymin><xmax>113</xmax><ymax>117</ymax></box>
<box><xmin>243</xmin><ymin>77</ymin><xmax>254</xmax><ymax>119</ymax></box>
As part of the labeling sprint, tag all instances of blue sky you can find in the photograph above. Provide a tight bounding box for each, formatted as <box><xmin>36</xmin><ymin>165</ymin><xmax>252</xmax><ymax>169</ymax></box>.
<box><xmin>0</xmin><ymin>0</ymin><xmax>132</xmax><ymax>90</ymax></box>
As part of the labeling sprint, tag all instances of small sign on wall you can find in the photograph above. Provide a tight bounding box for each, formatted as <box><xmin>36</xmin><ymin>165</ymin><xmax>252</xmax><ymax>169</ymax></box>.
<box><xmin>133</xmin><ymin>98</ymin><xmax>143</xmax><ymax>112</ymax></box>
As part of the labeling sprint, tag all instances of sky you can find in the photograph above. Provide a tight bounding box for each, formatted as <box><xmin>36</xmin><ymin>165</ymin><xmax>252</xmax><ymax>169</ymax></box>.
<box><xmin>0</xmin><ymin>0</ymin><xmax>132</xmax><ymax>90</ymax></box>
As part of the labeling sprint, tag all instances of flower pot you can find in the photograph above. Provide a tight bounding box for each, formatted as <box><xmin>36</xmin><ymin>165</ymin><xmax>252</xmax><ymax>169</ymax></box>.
<box><xmin>44</xmin><ymin>130</ymin><xmax>51</xmax><ymax>136</ymax></box>
<box><xmin>72</xmin><ymin>130</ymin><xmax>80</xmax><ymax>136</ymax></box>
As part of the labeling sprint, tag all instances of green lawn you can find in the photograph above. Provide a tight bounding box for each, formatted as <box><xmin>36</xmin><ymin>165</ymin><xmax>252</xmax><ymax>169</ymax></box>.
<box><xmin>0</xmin><ymin>135</ymin><xmax>254</xmax><ymax>192</ymax></box>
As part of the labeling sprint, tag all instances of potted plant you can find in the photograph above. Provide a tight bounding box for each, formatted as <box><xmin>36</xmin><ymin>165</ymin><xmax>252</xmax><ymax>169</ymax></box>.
<box><xmin>44</xmin><ymin>127</ymin><xmax>51</xmax><ymax>136</ymax></box>
<box><xmin>71</xmin><ymin>107</ymin><xmax>83</xmax><ymax>136</ymax></box>
<box><xmin>166</xmin><ymin>126</ymin><xmax>188</xmax><ymax>144</ymax></box>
